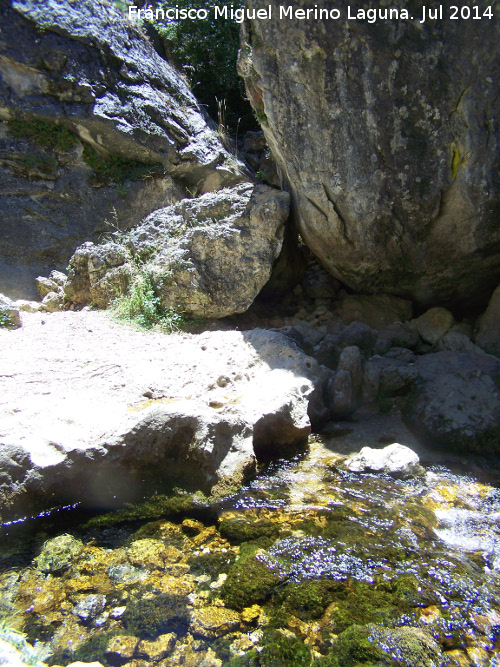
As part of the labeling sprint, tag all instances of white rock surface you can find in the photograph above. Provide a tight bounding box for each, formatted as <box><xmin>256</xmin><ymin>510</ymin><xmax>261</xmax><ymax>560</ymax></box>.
<box><xmin>0</xmin><ymin>312</ymin><xmax>321</xmax><ymax>520</ymax></box>
<box><xmin>343</xmin><ymin>443</ymin><xmax>421</xmax><ymax>478</ymax></box>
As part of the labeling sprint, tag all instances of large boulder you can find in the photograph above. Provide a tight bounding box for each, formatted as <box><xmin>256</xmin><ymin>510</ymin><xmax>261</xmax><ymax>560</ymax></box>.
<box><xmin>403</xmin><ymin>352</ymin><xmax>500</xmax><ymax>453</ymax></box>
<box><xmin>0</xmin><ymin>313</ymin><xmax>322</xmax><ymax>521</ymax></box>
<box><xmin>64</xmin><ymin>183</ymin><xmax>290</xmax><ymax>318</ymax></box>
<box><xmin>239</xmin><ymin>0</ymin><xmax>500</xmax><ymax>308</ymax></box>
<box><xmin>0</xmin><ymin>0</ymin><xmax>245</xmax><ymax>299</ymax></box>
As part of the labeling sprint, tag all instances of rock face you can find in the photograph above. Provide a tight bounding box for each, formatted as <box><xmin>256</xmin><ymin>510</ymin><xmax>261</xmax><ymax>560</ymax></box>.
<box><xmin>404</xmin><ymin>352</ymin><xmax>500</xmax><ymax>453</ymax></box>
<box><xmin>475</xmin><ymin>283</ymin><xmax>500</xmax><ymax>357</ymax></box>
<box><xmin>239</xmin><ymin>0</ymin><xmax>500</xmax><ymax>308</ymax></box>
<box><xmin>0</xmin><ymin>0</ymin><xmax>245</xmax><ymax>299</ymax></box>
<box><xmin>0</xmin><ymin>313</ymin><xmax>321</xmax><ymax>521</ymax></box>
<box><xmin>64</xmin><ymin>183</ymin><xmax>289</xmax><ymax>318</ymax></box>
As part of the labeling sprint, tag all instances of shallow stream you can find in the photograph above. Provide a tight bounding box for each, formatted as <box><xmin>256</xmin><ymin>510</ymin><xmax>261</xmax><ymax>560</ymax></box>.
<box><xmin>1</xmin><ymin>418</ymin><xmax>499</xmax><ymax>667</ymax></box>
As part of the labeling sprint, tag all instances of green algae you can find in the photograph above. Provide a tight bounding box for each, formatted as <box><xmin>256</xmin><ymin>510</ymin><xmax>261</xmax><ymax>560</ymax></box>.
<box><xmin>220</xmin><ymin>550</ymin><xmax>282</xmax><ymax>611</ymax></box>
<box><xmin>219</xmin><ymin>516</ymin><xmax>282</xmax><ymax>544</ymax></box>
<box><xmin>122</xmin><ymin>593</ymin><xmax>190</xmax><ymax>639</ymax></box>
<box><xmin>260</xmin><ymin>629</ymin><xmax>312</xmax><ymax>667</ymax></box>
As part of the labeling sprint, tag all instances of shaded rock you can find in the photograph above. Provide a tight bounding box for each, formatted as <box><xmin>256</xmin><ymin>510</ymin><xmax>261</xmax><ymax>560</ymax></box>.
<box><xmin>301</xmin><ymin>266</ymin><xmax>340</xmax><ymax>300</ymax></box>
<box><xmin>362</xmin><ymin>360</ymin><xmax>381</xmax><ymax>405</ymax></box>
<box><xmin>0</xmin><ymin>294</ymin><xmax>21</xmax><ymax>328</ymax></box>
<box><xmin>338</xmin><ymin>322</ymin><xmax>377</xmax><ymax>357</ymax></box>
<box><xmin>340</xmin><ymin>295</ymin><xmax>412</xmax><ymax>330</ymax></box>
<box><xmin>0</xmin><ymin>0</ymin><xmax>244</xmax><ymax>299</ymax></box>
<box><xmin>328</xmin><ymin>369</ymin><xmax>354</xmax><ymax>418</ymax></box>
<box><xmin>337</xmin><ymin>346</ymin><xmax>363</xmax><ymax>397</ymax></box>
<box><xmin>0</xmin><ymin>318</ymin><xmax>323</xmax><ymax>519</ymax></box>
<box><xmin>379</xmin><ymin>361</ymin><xmax>418</xmax><ymax>397</ymax></box>
<box><xmin>343</xmin><ymin>443</ymin><xmax>421</xmax><ymax>479</ymax></box>
<box><xmin>404</xmin><ymin>352</ymin><xmax>500</xmax><ymax>453</ymax></box>
<box><xmin>437</xmin><ymin>331</ymin><xmax>485</xmax><ymax>355</ymax></box>
<box><xmin>475</xmin><ymin>283</ymin><xmax>500</xmax><ymax>357</ymax></box>
<box><xmin>414</xmin><ymin>307</ymin><xmax>455</xmax><ymax>345</ymax></box>
<box><xmin>383</xmin><ymin>347</ymin><xmax>416</xmax><ymax>364</ymax></box>
<box><xmin>374</xmin><ymin>322</ymin><xmax>420</xmax><ymax>355</ymax></box>
<box><xmin>239</xmin><ymin>0</ymin><xmax>500</xmax><ymax>308</ymax></box>
<box><xmin>64</xmin><ymin>183</ymin><xmax>290</xmax><ymax>318</ymax></box>
<box><xmin>35</xmin><ymin>534</ymin><xmax>84</xmax><ymax>573</ymax></box>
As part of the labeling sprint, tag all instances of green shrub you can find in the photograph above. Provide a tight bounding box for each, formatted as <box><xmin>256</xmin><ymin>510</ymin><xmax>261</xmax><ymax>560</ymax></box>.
<box><xmin>111</xmin><ymin>270</ymin><xmax>183</xmax><ymax>331</ymax></box>
<box><xmin>0</xmin><ymin>308</ymin><xmax>12</xmax><ymax>328</ymax></box>
<box><xmin>150</xmin><ymin>0</ymin><xmax>257</xmax><ymax>132</ymax></box>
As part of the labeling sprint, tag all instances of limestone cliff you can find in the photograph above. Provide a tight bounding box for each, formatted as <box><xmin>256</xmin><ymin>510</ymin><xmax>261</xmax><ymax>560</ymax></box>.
<box><xmin>0</xmin><ymin>0</ymin><xmax>245</xmax><ymax>298</ymax></box>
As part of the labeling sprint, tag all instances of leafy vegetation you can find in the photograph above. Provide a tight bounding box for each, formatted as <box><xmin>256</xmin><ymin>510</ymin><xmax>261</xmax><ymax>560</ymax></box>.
<box><xmin>82</xmin><ymin>145</ymin><xmax>164</xmax><ymax>184</ymax></box>
<box><xmin>0</xmin><ymin>307</ymin><xmax>12</xmax><ymax>328</ymax></box>
<box><xmin>7</xmin><ymin>118</ymin><xmax>78</xmax><ymax>152</ymax></box>
<box><xmin>150</xmin><ymin>0</ymin><xmax>257</xmax><ymax>132</ymax></box>
<box><xmin>111</xmin><ymin>269</ymin><xmax>184</xmax><ymax>331</ymax></box>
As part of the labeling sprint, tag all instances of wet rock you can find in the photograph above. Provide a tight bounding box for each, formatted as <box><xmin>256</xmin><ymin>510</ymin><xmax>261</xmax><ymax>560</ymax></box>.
<box><xmin>136</xmin><ymin>633</ymin><xmax>176</xmax><ymax>661</ymax></box>
<box><xmin>475</xmin><ymin>283</ymin><xmax>500</xmax><ymax>357</ymax></box>
<box><xmin>239</xmin><ymin>0</ymin><xmax>500</xmax><ymax>307</ymax></box>
<box><xmin>404</xmin><ymin>352</ymin><xmax>500</xmax><ymax>453</ymax></box>
<box><xmin>189</xmin><ymin>606</ymin><xmax>240</xmax><ymax>638</ymax></box>
<box><xmin>413</xmin><ymin>307</ymin><xmax>455</xmax><ymax>345</ymax></box>
<box><xmin>343</xmin><ymin>443</ymin><xmax>421</xmax><ymax>479</ymax></box>
<box><xmin>65</xmin><ymin>183</ymin><xmax>289</xmax><ymax>318</ymax></box>
<box><xmin>1</xmin><ymin>0</ymin><xmax>244</xmax><ymax>299</ymax></box>
<box><xmin>105</xmin><ymin>635</ymin><xmax>139</xmax><ymax>662</ymax></box>
<box><xmin>73</xmin><ymin>594</ymin><xmax>106</xmax><ymax>622</ymax></box>
<box><xmin>340</xmin><ymin>295</ymin><xmax>413</xmax><ymax>330</ymax></box>
<box><xmin>35</xmin><ymin>534</ymin><xmax>84</xmax><ymax>573</ymax></box>
<box><xmin>0</xmin><ymin>294</ymin><xmax>21</xmax><ymax>328</ymax></box>
<box><xmin>0</xmin><ymin>638</ymin><xmax>38</xmax><ymax>667</ymax></box>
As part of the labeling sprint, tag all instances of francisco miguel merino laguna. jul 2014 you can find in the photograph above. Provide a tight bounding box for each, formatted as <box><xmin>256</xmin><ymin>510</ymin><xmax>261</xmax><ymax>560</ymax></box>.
<box><xmin>128</xmin><ymin>4</ymin><xmax>495</xmax><ymax>23</ymax></box>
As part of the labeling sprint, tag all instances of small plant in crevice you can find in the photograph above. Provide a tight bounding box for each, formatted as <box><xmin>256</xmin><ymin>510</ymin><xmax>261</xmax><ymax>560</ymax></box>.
<box><xmin>82</xmin><ymin>145</ymin><xmax>164</xmax><ymax>185</ymax></box>
<box><xmin>7</xmin><ymin>118</ymin><xmax>78</xmax><ymax>152</ymax></box>
<box><xmin>111</xmin><ymin>270</ymin><xmax>184</xmax><ymax>332</ymax></box>
<box><xmin>0</xmin><ymin>308</ymin><xmax>12</xmax><ymax>328</ymax></box>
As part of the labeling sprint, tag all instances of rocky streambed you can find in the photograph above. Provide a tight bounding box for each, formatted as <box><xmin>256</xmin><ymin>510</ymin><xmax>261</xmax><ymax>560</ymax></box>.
<box><xmin>1</xmin><ymin>420</ymin><xmax>500</xmax><ymax>667</ymax></box>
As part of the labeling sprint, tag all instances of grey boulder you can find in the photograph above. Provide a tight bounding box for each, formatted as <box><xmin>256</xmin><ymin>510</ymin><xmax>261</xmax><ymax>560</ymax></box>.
<box><xmin>403</xmin><ymin>352</ymin><xmax>500</xmax><ymax>453</ymax></box>
<box><xmin>64</xmin><ymin>183</ymin><xmax>290</xmax><ymax>318</ymax></box>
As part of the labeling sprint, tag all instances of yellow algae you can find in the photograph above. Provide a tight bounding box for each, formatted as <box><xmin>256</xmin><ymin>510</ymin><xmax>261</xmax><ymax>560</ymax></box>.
<box><xmin>127</xmin><ymin>397</ymin><xmax>181</xmax><ymax>412</ymax></box>
<box><xmin>240</xmin><ymin>604</ymin><xmax>262</xmax><ymax>624</ymax></box>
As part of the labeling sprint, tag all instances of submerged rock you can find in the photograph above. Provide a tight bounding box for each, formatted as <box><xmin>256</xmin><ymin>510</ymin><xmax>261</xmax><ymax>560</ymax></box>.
<box><xmin>35</xmin><ymin>534</ymin><xmax>84</xmax><ymax>573</ymax></box>
<box><xmin>64</xmin><ymin>182</ymin><xmax>290</xmax><ymax>318</ymax></box>
<box><xmin>343</xmin><ymin>443</ymin><xmax>421</xmax><ymax>479</ymax></box>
